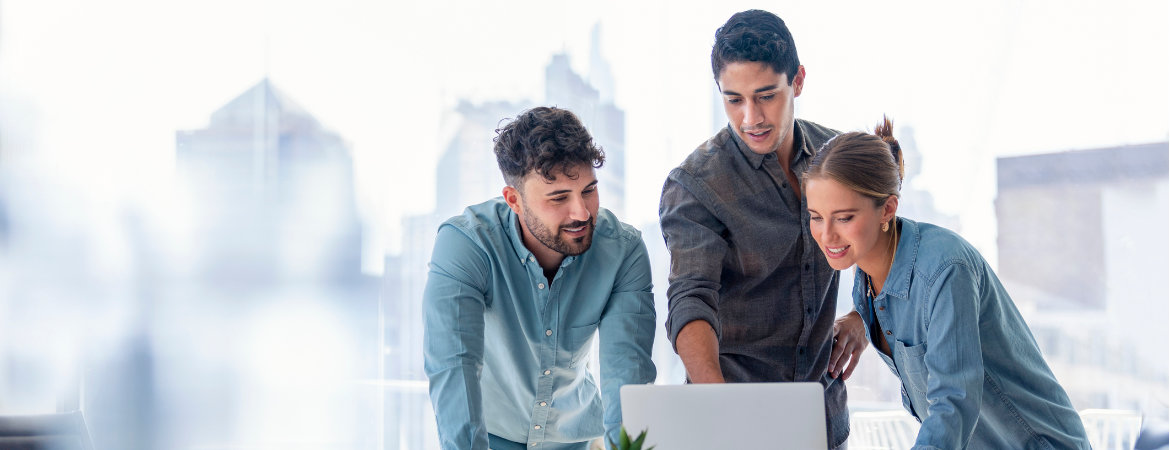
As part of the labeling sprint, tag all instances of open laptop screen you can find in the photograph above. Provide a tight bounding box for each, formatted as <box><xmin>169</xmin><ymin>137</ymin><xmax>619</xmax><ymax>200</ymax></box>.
<box><xmin>620</xmin><ymin>382</ymin><xmax>828</xmax><ymax>449</ymax></box>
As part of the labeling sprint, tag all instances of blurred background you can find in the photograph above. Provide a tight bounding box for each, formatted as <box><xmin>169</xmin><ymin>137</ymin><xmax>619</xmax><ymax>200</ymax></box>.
<box><xmin>0</xmin><ymin>0</ymin><xmax>1165</xmax><ymax>448</ymax></box>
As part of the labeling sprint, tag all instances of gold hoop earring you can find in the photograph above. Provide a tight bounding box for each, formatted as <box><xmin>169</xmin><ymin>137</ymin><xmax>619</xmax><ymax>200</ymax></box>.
<box><xmin>881</xmin><ymin>222</ymin><xmax>889</xmax><ymax>232</ymax></box>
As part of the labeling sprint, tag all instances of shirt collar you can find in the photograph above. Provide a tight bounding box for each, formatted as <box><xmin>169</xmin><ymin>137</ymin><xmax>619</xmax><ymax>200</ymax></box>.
<box><xmin>882</xmin><ymin>217</ymin><xmax>919</xmax><ymax>300</ymax></box>
<box><xmin>726</xmin><ymin>120</ymin><xmax>814</xmax><ymax>170</ymax></box>
<box><xmin>503</xmin><ymin>205</ymin><xmax>533</xmax><ymax>263</ymax></box>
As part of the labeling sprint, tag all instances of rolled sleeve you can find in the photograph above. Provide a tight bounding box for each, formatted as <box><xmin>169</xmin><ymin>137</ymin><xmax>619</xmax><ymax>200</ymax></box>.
<box><xmin>597</xmin><ymin>236</ymin><xmax>657</xmax><ymax>444</ymax></box>
<box><xmin>913</xmin><ymin>263</ymin><xmax>985</xmax><ymax>450</ymax></box>
<box><xmin>658</xmin><ymin>170</ymin><xmax>729</xmax><ymax>347</ymax></box>
<box><xmin>423</xmin><ymin>224</ymin><xmax>491</xmax><ymax>450</ymax></box>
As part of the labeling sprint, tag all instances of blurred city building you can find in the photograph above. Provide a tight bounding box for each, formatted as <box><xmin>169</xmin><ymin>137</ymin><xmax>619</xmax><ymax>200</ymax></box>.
<box><xmin>175</xmin><ymin>78</ymin><xmax>365</xmax><ymax>284</ymax></box>
<box><xmin>149</xmin><ymin>78</ymin><xmax>382</xmax><ymax>449</ymax></box>
<box><xmin>996</xmin><ymin>142</ymin><xmax>1169</xmax><ymax>419</ymax></box>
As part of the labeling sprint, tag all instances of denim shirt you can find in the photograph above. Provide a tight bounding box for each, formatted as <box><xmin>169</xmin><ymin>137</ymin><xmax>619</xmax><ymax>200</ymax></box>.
<box><xmin>855</xmin><ymin>217</ymin><xmax>1089</xmax><ymax>450</ymax></box>
<box><xmin>423</xmin><ymin>198</ymin><xmax>656</xmax><ymax>449</ymax></box>
<box><xmin>659</xmin><ymin>120</ymin><xmax>849</xmax><ymax>447</ymax></box>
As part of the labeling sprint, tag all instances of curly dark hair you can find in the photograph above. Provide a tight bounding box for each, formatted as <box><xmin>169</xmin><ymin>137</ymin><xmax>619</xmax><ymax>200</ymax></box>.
<box><xmin>493</xmin><ymin>106</ymin><xmax>605</xmax><ymax>189</ymax></box>
<box><xmin>711</xmin><ymin>9</ymin><xmax>800</xmax><ymax>85</ymax></box>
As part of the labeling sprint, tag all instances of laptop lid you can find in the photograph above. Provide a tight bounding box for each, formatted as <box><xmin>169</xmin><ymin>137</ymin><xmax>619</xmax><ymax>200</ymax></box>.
<box><xmin>619</xmin><ymin>382</ymin><xmax>828</xmax><ymax>449</ymax></box>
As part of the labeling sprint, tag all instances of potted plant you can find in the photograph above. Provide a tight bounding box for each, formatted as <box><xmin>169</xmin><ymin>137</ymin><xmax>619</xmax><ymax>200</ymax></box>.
<box><xmin>607</xmin><ymin>426</ymin><xmax>654</xmax><ymax>450</ymax></box>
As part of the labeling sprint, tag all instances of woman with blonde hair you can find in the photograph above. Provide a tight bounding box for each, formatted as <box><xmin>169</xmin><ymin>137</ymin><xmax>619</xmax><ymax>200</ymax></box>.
<box><xmin>803</xmin><ymin>117</ymin><xmax>1089</xmax><ymax>449</ymax></box>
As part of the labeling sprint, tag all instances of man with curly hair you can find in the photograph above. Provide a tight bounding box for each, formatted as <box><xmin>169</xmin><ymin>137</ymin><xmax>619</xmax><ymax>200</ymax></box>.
<box><xmin>424</xmin><ymin>106</ymin><xmax>656</xmax><ymax>450</ymax></box>
<box><xmin>658</xmin><ymin>10</ymin><xmax>867</xmax><ymax>448</ymax></box>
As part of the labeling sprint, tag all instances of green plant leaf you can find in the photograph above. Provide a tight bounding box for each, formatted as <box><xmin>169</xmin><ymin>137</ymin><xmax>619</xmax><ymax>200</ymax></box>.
<box><xmin>630</xmin><ymin>429</ymin><xmax>647</xmax><ymax>450</ymax></box>
<box><xmin>611</xmin><ymin>425</ymin><xmax>653</xmax><ymax>450</ymax></box>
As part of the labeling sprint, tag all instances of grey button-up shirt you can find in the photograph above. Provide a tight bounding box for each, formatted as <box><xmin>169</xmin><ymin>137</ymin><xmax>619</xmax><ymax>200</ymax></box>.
<box><xmin>658</xmin><ymin>119</ymin><xmax>848</xmax><ymax>447</ymax></box>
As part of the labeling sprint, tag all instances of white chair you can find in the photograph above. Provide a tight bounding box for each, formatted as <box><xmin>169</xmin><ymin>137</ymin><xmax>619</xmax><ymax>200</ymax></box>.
<box><xmin>1080</xmin><ymin>409</ymin><xmax>1143</xmax><ymax>450</ymax></box>
<box><xmin>849</xmin><ymin>410</ymin><xmax>921</xmax><ymax>450</ymax></box>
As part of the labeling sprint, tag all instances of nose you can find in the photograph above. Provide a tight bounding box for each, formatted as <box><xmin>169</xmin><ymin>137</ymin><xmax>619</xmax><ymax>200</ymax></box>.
<box><xmin>818</xmin><ymin>220</ymin><xmax>835</xmax><ymax>244</ymax></box>
<box><xmin>568</xmin><ymin>195</ymin><xmax>591</xmax><ymax>222</ymax></box>
<box><xmin>742</xmin><ymin>100</ymin><xmax>764</xmax><ymax>128</ymax></box>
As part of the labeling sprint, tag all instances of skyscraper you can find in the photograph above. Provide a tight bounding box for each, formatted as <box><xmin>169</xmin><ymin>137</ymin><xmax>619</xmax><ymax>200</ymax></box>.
<box><xmin>176</xmin><ymin>78</ymin><xmax>364</xmax><ymax>283</ymax></box>
<box><xmin>170</xmin><ymin>78</ymin><xmax>379</xmax><ymax>449</ymax></box>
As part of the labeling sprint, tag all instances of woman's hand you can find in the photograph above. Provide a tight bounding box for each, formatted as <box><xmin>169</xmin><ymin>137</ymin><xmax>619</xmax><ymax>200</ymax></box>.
<box><xmin>829</xmin><ymin>311</ymin><xmax>867</xmax><ymax>380</ymax></box>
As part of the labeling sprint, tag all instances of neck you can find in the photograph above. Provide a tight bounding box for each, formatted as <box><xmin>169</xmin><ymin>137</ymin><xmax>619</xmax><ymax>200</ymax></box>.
<box><xmin>774</xmin><ymin>127</ymin><xmax>798</xmax><ymax>170</ymax></box>
<box><xmin>524</xmin><ymin>235</ymin><xmax>564</xmax><ymax>273</ymax></box>
<box><xmin>859</xmin><ymin>222</ymin><xmax>898</xmax><ymax>295</ymax></box>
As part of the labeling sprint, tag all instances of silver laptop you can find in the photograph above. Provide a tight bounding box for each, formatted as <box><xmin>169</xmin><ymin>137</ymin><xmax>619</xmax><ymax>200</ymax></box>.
<box><xmin>620</xmin><ymin>382</ymin><xmax>828</xmax><ymax>449</ymax></box>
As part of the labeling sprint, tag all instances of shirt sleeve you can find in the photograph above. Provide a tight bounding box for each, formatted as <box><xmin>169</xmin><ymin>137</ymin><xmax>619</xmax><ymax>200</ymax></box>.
<box><xmin>597</xmin><ymin>234</ymin><xmax>658</xmax><ymax>444</ymax></box>
<box><xmin>658</xmin><ymin>169</ymin><xmax>730</xmax><ymax>348</ymax></box>
<box><xmin>912</xmin><ymin>262</ymin><xmax>985</xmax><ymax>450</ymax></box>
<box><xmin>423</xmin><ymin>224</ymin><xmax>491</xmax><ymax>450</ymax></box>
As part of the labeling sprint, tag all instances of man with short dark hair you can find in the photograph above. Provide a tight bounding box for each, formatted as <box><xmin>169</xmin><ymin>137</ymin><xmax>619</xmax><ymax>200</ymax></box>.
<box><xmin>424</xmin><ymin>106</ymin><xmax>656</xmax><ymax>450</ymax></box>
<box><xmin>659</xmin><ymin>10</ymin><xmax>867</xmax><ymax>449</ymax></box>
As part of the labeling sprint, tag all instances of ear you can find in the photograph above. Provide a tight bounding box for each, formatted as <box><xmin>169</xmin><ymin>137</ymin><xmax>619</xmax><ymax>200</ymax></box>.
<box><xmin>881</xmin><ymin>195</ymin><xmax>899</xmax><ymax>224</ymax></box>
<box><xmin>791</xmin><ymin>65</ymin><xmax>806</xmax><ymax>97</ymax></box>
<box><xmin>503</xmin><ymin>185</ymin><xmax>523</xmax><ymax>215</ymax></box>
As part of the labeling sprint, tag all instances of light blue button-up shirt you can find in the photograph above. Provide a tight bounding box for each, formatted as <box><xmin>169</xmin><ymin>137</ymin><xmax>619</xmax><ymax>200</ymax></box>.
<box><xmin>423</xmin><ymin>198</ymin><xmax>656</xmax><ymax>449</ymax></box>
<box><xmin>855</xmin><ymin>217</ymin><xmax>1089</xmax><ymax>450</ymax></box>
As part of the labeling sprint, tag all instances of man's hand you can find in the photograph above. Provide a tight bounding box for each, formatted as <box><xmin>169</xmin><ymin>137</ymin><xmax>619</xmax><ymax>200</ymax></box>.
<box><xmin>828</xmin><ymin>311</ymin><xmax>867</xmax><ymax>380</ymax></box>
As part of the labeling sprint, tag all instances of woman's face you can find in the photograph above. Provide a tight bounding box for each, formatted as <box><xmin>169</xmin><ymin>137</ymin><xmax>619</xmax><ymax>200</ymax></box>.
<box><xmin>805</xmin><ymin>177</ymin><xmax>897</xmax><ymax>271</ymax></box>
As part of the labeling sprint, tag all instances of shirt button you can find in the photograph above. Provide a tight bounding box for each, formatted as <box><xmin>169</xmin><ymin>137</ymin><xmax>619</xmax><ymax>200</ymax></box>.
<box><xmin>798</xmin><ymin>348</ymin><xmax>805</xmax><ymax>355</ymax></box>
<box><xmin>534</xmin><ymin>425</ymin><xmax>541</xmax><ymax>430</ymax></box>
<box><xmin>543</xmin><ymin>369</ymin><xmax>551</xmax><ymax>375</ymax></box>
<box><xmin>545</xmin><ymin>329</ymin><xmax>553</xmax><ymax>336</ymax></box>
<box><xmin>878</xmin><ymin>306</ymin><xmax>885</xmax><ymax>311</ymax></box>
<box><xmin>804</xmin><ymin>264</ymin><xmax>810</xmax><ymax>270</ymax></box>
<box><xmin>885</xmin><ymin>331</ymin><xmax>893</xmax><ymax>335</ymax></box>
<box><xmin>537</xmin><ymin>283</ymin><xmax>546</xmax><ymax>289</ymax></box>
<box><xmin>539</xmin><ymin>401</ymin><xmax>547</xmax><ymax>407</ymax></box>
<box><xmin>806</xmin><ymin>308</ymin><xmax>812</xmax><ymax>314</ymax></box>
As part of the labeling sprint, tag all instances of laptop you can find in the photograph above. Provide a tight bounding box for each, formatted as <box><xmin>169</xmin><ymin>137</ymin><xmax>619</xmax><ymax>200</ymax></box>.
<box><xmin>620</xmin><ymin>382</ymin><xmax>828</xmax><ymax>449</ymax></box>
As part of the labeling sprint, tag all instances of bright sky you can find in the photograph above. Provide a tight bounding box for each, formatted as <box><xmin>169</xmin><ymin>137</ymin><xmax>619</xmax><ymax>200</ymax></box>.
<box><xmin>1</xmin><ymin>0</ymin><xmax>1166</xmax><ymax>262</ymax></box>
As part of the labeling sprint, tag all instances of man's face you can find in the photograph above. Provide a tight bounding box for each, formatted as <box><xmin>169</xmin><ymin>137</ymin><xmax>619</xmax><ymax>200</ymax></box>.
<box><xmin>717</xmin><ymin>61</ymin><xmax>805</xmax><ymax>156</ymax></box>
<box><xmin>507</xmin><ymin>163</ymin><xmax>600</xmax><ymax>259</ymax></box>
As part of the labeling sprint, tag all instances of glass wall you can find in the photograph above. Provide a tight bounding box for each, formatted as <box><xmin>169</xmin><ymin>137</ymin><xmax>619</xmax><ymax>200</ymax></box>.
<box><xmin>0</xmin><ymin>1</ymin><xmax>1165</xmax><ymax>448</ymax></box>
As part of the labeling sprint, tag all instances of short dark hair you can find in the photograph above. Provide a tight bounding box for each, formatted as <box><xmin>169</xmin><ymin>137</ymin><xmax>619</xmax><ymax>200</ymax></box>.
<box><xmin>711</xmin><ymin>9</ymin><xmax>800</xmax><ymax>84</ymax></box>
<box><xmin>493</xmin><ymin>106</ymin><xmax>605</xmax><ymax>189</ymax></box>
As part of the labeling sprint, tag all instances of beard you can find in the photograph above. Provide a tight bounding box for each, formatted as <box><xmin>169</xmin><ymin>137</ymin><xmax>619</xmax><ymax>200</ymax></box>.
<box><xmin>522</xmin><ymin>201</ymin><xmax>595</xmax><ymax>257</ymax></box>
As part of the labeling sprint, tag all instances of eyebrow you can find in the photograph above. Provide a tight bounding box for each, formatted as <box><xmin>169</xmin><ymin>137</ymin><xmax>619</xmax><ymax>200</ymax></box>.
<box><xmin>810</xmin><ymin>208</ymin><xmax>860</xmax><ymax>215</ymax></box>
<box><xmin>545</xmin><ymin>180</ymin><xmax>599</xmax><ymax>197</ymax></box>
<box><xmin>722</xmin><ymin>85</ymin><xmax>780</xmax><ymax>96</ymax></box>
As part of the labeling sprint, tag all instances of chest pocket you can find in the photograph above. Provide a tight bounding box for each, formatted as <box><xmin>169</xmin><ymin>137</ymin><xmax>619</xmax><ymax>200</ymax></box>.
<box><xmin>563</xmin><ymin>322</ymin><xmax>598</xmax><ymax>368</ymax></box>
<box><xmin>893</xmin><ymin>339</ymin><xmax>929</xmax><ymax>395</ymax></box>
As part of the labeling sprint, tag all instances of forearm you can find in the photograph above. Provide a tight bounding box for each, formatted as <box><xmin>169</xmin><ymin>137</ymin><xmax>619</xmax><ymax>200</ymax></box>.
<box><xmin>914</xmin><ymin>263</ymin><xmax>985</xmax><ymax>449</ymax></box>
<box><xmin>598</xmin><ymin>309</ymin><xmax>657</xmax><ymax>443</ymax></box>
<box><xmin>675</xmin><ymin>320</ymin><xmax>723</xmax><ymax>383</ymax></box>
<box><xmin>425</xmin><ymin>364</ymin><xmax>489</xmax><ymax>450</ymax></box>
